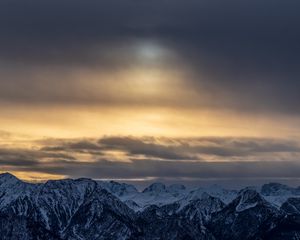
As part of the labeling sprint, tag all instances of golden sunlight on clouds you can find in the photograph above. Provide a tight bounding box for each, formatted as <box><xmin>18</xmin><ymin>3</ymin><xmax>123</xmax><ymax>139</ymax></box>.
<box><xmin>1</xmin><ymin>0</ymin><xmax>300</xmax><ymax>188</ymax></box>
<box><xmin>0</xmin><ymin>171</ymin><xmax>66</xmax><ymax>182</ymax></box>
<box><xmin>0</xmin><ymin>41</ymin><xmax>299</xmax><ymax>150</ymax></box>
<box><xmin>1</xmin><ymin>103</ymin><xmax>300</xmax><ymax>143</ymax></box>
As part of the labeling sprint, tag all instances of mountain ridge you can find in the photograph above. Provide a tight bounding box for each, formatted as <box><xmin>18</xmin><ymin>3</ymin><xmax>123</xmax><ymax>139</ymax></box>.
<box><xmin>0</xmin><ymin>173</ymin><xmax>300</xmax><ymax>239</ymax></box>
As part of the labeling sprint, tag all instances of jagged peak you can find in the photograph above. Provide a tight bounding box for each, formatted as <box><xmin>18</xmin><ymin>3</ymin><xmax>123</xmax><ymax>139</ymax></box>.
<box><xmin>261</xmin><ymin>182</ymin><xmax>295</xmax><ymax>196</ymax></box>
<box><xmin>0</xmin><ymin>172</ymin><xmax>18</xmax><ymax>179</ymax></box>
<box><xmin>0</xmin><ymin>172</ymin><xmax>21</xmax><ymax>184</ymax></box>
<box><xmin>44</xmin><ymin>178</ymin><xmax>72</xmax><ymax>184</ymax></box>
<box><xmin>142</xmin><ymin>182</ymin><xmax>166</xmax><ymax>193</ymax></box>
<box><xmin>43</xmin><ymin>177</ymin><xmax>96</xmax><ymax>186</ymax></box>
<box><xmin>168</xmin><ymin>184</ymin><xmax>186</xmax><ymax>191</ymax></box>
<box><xmin>188</xmin><ymin>193</ymin><xmax>224</xmax><ymax>207</ymax></box>
<box><xmin>76</xmin><ymin>177</ymin><xmax>94</xmax><ymax>182</ymax></box>
<box><xmin>235</xmin><ymin>188</ymin><xmax>265</xmax><ymax>212</ymax></box>
<box><xmin>108</xmin><ymin>180</ymin><xmax>138</xmax><ymax>191</ymax></box>
<box><xmin>97</xmin><ymin>181</ymin><xmax>138</xmax><ymax>197</ymax></box>
<box><xmin>238</xmin><ymin>188</ymin><xmax>262</xmax><ymax>200</ymax></box>
<box><xmin>281</xmin><ymin>197</ymin><xmax>300</xmax><ymax>214</ymax></box>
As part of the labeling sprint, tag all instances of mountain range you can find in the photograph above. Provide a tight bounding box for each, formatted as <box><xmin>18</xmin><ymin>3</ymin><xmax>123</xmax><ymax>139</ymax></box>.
<box><xmin>0</xmin><ymin>173</ymin><xmax>300</xmax><ymax>240</ymax></box>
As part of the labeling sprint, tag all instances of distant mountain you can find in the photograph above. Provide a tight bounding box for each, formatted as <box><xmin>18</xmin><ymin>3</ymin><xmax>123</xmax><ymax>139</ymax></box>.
<box><xmin>209</xmin><ymin>189</ymin><xmax>283</xmax><ymax>240</ymax></box>
<box><xmin>261</xmin><ymin>183</ymin><xmax>300</xmax><ymax>207</ymax></box>
<box><xmin>0</xmin><ymin>173</ymin><xmax>300</xmax><ymax>240</ymax></box>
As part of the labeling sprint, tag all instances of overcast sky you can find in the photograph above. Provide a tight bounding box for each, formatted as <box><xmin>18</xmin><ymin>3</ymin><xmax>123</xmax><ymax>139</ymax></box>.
<box><xmin>0</xmin><ymin>0</ymin><xmax>300</xmax><ymax>186</ymax></box>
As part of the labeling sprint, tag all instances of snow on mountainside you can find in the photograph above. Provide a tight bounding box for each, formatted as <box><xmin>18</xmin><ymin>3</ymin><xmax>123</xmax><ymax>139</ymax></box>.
<box><xmin>99</xmin><ymin>182</ymin><xmax>189</xmax><ymax>211</ymax></box>
<box><xmin>35</xmin><ymin>178</ymin><xmax>97</xmax><ymax>231</ymax></box>
<box><xmin>281</xmin><ymin>197</ymin><xmax>300</xmax><ymax>214</ymax></box>
<box><xmin>1</xmin><ymin>173</ymin><xmax>300</xmax><ymax>211</ymax></box>
<box><xmin>0</xmin><ymin>173</ymin><xmax>38</xmax><ymax>209</ymax></box>
<box><xmin>235</xmin><ymin>188</ymin><xmax>270</xmax><ymax>212</ymax></box>
<box><xmin>62</xmin><ymin>188</ymin><xmax>138</xmax><ymax>240</ymax></box>
<box><xmin>0</xmin><ymin>173</ymin><xmax>300</xmax><ymax>240</ymax></box>
<box><xmin>178</xmin><ymin>185</ymin><xmax>238</xmax><ymax>207</ymax></box>
<box><xmin>261</xmin><ymin>183</ymin><xmax>300</xmax><ymax>207</ymax></box>
<box><xmin>209</xmin><ymin>189</ymin><xmax>284</xmax><ymax>240</ymax></box>
<box><xmin>100</xmin><ymin>181</ymin><xmax>238</xmax><ymax>211</ymax></box>
<box><xmin>98</xmin><ymin>180</ymin><xmax>139</xmax><ymax>197</ymax></box>
<box><xmin>179</xmin><ymin>193</ymin><xmax>225</xmax><ymax>224</ymax></box>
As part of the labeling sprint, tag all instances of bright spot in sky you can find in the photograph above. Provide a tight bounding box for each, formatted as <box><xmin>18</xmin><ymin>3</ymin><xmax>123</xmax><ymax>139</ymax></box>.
<box><xmin>138</xmin><ymin>44</ymin><xmax>161</xmax><ymax>59</ymax></box>
<box><xmin>134</xmin><ymin>41</ymin><xmax>170</xmax><ymax>63</ymax></box>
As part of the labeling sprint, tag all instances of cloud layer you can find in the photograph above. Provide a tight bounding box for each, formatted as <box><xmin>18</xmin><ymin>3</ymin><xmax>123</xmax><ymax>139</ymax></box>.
<box><xmin>2</xmin><ymin>135</ymin><xmax>300</xmax><ymax>184</ymax></box>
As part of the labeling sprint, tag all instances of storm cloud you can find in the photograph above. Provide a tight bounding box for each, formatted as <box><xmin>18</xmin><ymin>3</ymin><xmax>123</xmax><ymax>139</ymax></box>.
<box><xmin>0</xmin><ymin>0</ymin><xmax>299</xmax><ymax>114</ymax></box>
<box><xmin>1</xmin><ymin>0</ymin><xmax>300</xmax><ymax>184</ymax></box>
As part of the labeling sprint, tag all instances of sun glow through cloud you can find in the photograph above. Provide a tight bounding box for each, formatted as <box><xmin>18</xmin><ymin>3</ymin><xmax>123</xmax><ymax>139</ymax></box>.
<box><xmin>0</xmin><ymin>0</ymin><xmax>300</xmax><ymax>185</ymax></box>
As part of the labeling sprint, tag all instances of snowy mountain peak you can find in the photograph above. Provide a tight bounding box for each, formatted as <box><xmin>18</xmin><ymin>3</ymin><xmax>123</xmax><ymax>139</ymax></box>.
<box><xmin>281</xmin><ymin>197</ymin><xmax>300</xmax><ymax>214</ymax></box>
<box><xmin>261</xmin><ymin>182</ymin><xmax>300</xmax><ymax>196</ymax></box>
<box><xmin>0</xmin><ymin>172</ymin><xmax>20</xmax><ymax>184</ymax></box>
<box><xmin>180</xmin><ymin>194</ymin><xmax>225</xmax><ymax>223</ymax></box>
<box><xmin>142</xmin><ymin>182</ymin><xmax>166</xmax><ymax>193</ymax></box>
<box><xmin>97</xmin><ymin>181</ymin><xmax>138</xmax><ymax>199</ymax></box>
<box><xmin>235</xmin><ymin>189</ymin><xmax>264</xmax><ymax>212</ymax></box>
<box><xmin>168</xmin><ymin>184</ymin><xmax>186</xmax><ymax>191</ymax></box>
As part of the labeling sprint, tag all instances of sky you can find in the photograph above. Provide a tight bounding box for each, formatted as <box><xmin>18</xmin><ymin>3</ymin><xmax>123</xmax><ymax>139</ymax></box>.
<box><xmin>0</xmin><ymin>0</ymin><xmax>300</xmax><ymax>187</ymax></box>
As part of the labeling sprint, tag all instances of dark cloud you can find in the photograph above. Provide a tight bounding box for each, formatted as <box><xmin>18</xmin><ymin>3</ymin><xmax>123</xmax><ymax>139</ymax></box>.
<box><xmin>0</xmin><ymin>147</ymin><xmax>74</xmax><ymax>167</ymax></box>
<box><xmin>99</xmin><ymin>136</ymin><xmax>195</xmax><ymax>160</ymax></box>
<box><xmin>10</xmin><ymin>158</ymin><xmax>300</xmax><ymax>185</ymax></box>
<box><xmin>74</xmin><ymin>159</ymin><xmax>300</xmax><ymax>180</ymax></box>
<box><xmin>2</xmin><ymin>136</ymin><xmax>300</xmax><ymax>185</ymax></box>
<box><xmin>98</xmin><ymin>136</ymin><xmax>300</xmax><ymax>158</ymax></box>
<box><xmin>0</xmin><ymin>0</ymin><xmax>299</xmax><ymax>114</ymax></box>
<box><xmin>40</xmin><ymin>136</ymin><xmax>300</xmax><ymax>160</ymax></box>
<box><xmin>42</xmin><ymin>140</ymin><xmax>104</xmax><ymax>155</ymax></box>
<box><xmin>192</xmin><ymin>137</ymin><xmax>300</xmax><ymax>156</ymax></box>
